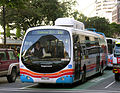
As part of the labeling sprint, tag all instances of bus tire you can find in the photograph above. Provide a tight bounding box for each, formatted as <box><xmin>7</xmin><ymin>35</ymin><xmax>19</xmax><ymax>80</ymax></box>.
<box><xmin>81</xmin><ymin>65</ymin><xmax>86</xmax><ymax>83</ymax></box>
<box><xmin>115</xmin><ymin>73</ymin><xmax>120</xmax><ymax>81</ymax></box>
<box><xmin>7</xmin><ymin>68</ymin><xmax>17</xmax><ymax>83</ymax></box>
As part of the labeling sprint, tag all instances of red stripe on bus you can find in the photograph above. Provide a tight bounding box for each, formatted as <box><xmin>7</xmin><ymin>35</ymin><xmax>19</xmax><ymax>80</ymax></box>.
<box><xmin>20</xmin><ymin>71</ymin><xmax>74</xmax><ymax>78</ymax></box>
<box><xmin>20</xmin><ymin>68</ymin><xmax>74</xmax><ymax>76</ymax></box>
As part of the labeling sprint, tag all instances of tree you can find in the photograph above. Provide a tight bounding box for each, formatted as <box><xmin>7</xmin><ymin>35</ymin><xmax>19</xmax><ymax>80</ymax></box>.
<box><xmin>85</xmin><ymin>16</ymin><xmax>110</xmax><ymax>36</ymax></box>
<box><xmin>0</xmin><ymin>0</ymin><xmax>76</xmax><ymax>32</ymax></box>
<box><xmin>6</xmin><ymin>25</ymin><xmax>10</xmax><ymax>37</ymax></box>
<box><xmin>0</xmin><ymin>0</ymin><xmax>27</xmax><ymax>46</ymax></box>
<box><xmin>16</xmin><ymin>27</ymin><xmax>21</xmax><ymax>38</ymax></box>
<box><xmin>70</xmin><ymin>12</ymin><xmax>111</xmax><ymax>36</ymax></box>
<box><xmin>71</xmin><ymin>10</ymin><xmax>87</xmax><ymax>24</ymax></box>
<box><xmin>109</xmin><ymin>23</ymin><xmax>120</xmax><ymax>38</ymax></box>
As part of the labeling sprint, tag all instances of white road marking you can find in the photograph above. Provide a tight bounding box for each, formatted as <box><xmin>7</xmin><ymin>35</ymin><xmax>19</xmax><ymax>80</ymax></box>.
<box><xmin>105</xmin><ymin>81</ymin><xmax>115</xmax><ymax>89</ymax></box>
<box><xmin>19</xmin><ymin>83</ymin><xmax>38</xmax><ymax>89</ymax></box>
<box><xmin>90</xmin><ymin>77</ymin><xmax>105</xmax><ymax>82</ymax></box>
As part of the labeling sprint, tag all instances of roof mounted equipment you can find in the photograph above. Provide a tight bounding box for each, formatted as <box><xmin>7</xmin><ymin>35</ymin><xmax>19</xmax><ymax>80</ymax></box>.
<box><xmin>55</xmin><ymin>18</ymin><xmax>85</xmax><ymax>30</ymax></box>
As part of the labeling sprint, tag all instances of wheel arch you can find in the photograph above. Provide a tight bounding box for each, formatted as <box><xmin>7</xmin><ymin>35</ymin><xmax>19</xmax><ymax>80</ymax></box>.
<box><xmin>7</xmin><ymin>63</ymin><xmax>19</xmax><ymax>75</ymax></box>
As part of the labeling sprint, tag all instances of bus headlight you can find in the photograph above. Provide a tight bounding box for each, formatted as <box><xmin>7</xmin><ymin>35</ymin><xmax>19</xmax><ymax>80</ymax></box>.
<box><xmin>26</xmin><ymin>76</ymin><xmax>30</xmax><ymax>80</ymax></box>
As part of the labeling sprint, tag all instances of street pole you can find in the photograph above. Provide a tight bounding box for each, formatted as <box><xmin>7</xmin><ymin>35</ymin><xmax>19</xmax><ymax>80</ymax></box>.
<box><xmin>3</xmin><ymin>5</ymin><xmax>6</xmax><ymax>48</ymax></box>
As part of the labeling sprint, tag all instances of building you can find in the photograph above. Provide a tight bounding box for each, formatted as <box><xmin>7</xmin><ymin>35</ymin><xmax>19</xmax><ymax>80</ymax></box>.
<box><xmin>112</xmin><ymin>2</ymin><xmax>120</xmax><ymax>24</ymax></box>
<box><xmin>96</xmin><ymin>0</ymin><xmax>117</xmax><ymax>23</ymax></box>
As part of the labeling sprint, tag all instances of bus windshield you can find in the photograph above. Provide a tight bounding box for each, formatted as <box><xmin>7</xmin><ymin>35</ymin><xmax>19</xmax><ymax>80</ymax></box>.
<box><xmin>114</xmin><ymin>44</ymin><xmax>120</xmax><ymax>57</ymax></box>
<box><xmin>21</xmin><ymin>29</ymin><xmax>71</xmax><ymax>73</ymax></box>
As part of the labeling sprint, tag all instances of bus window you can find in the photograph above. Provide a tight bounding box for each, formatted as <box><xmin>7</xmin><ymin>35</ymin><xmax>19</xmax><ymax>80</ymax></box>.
<box><xmin>114</xmin><ymin>44</ymin><xmax>120</xmax><ymax>57</ymax></box>
<box><xmin>85</xmin><ymin>36</ymin><xmax>90</xmax><ymax>47</ymax></box>
<box><xmin>95</xmin><ymin>38</ymin><xmax>99</xmax><ymax>45</ymax></box>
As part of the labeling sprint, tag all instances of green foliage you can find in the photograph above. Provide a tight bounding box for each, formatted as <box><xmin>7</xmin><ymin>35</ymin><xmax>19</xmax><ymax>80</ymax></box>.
<box><xmin>71</xmin><ymin>10</ymin><xmax>87</xmax><ymax>23</ymax></box>
<box><xmin>1</xmin><ymin>0</ymin><xmax>120</xmax><ymax>38</ymax></box>
<box><xmin>6</xmin><ymin>25</ymin><xmax>10</xmax><ymax>37</ymax></box>
<box><xmin>0</xmin><ymin>0</ymin><xmax>76</xmax><ymax>32</ymax></box>
<box><xmin>16</xmin><ymin>27</ymin><xmax>21</xmax><ymax>38</ymax></box>
<box><xmin>86</xmin><ymin>17</ymin><xmax>110</xmax><ymax>36</ymax></box>
<box><xmin>72</xmin><ymin>12</ymin><xmax>111</xmax><ymax>37</ymax></box>
<box><xmin>109</xmin><ymin>23</ymin><xmax>120</xmax><ymax>38</ymax></box>
<box><xmin>0</xmin><ymin>0</ymin><xmax>28</xmax><ymax>29</ymax></box>
<box><xmin>0</xmin><ymin>0</ymin><xmax>27</xmax><ymax>8</ymax></box>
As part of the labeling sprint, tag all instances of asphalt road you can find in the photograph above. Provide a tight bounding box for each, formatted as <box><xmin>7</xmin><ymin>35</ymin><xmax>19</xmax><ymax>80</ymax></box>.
<box><xmin>0</xmin><ymin>69</ymin><xmax>120</xmax><ymax>93</ymax></box>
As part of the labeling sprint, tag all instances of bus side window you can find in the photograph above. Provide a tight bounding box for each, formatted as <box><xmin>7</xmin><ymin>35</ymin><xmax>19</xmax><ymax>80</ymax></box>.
<box><xmin>73</xmin><ymin>34</ymin><xmax>79</xmax><ymax>58</ymax></box>
<box><xmin>85</xmin><ymin>36</ymin><xmax>90</xmax><ymax>47</ymax></box>
<box><xmin>95</xmin><ymin>38</ymin><xmax>99</xmax><ymax>45</ymax></box>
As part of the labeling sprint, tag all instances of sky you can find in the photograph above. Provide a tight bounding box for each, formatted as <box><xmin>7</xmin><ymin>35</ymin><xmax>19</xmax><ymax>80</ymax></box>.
<box><xmin>76</xmin><ymin>0</ymin><xmax>96</xmax><ymax>17</ymax></box>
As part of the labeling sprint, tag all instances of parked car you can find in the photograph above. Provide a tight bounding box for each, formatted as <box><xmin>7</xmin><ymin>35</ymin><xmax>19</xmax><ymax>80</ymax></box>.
<box><xmin>0</xmin><ymin>48</ymin><xmax>19</xmax><ymax>83</ymax></box>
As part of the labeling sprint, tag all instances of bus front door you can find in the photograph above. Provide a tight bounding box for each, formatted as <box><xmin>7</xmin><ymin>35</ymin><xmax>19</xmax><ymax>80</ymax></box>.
<box><xmin>74</xmin><ymin>43</ymin><xmax>81</xmax><ymax>80</ymax></box>
<box><xmin>96</xmin><ymin>46</ymin><xmax>100</xmax><ymax>72</ymax></box>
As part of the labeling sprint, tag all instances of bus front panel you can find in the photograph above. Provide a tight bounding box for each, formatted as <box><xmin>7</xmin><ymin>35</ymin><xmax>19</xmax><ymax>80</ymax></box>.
<box><xmin>20</xmin><ymin>29</ymin><xmax>73</xmax><ymax>83</ymax></box>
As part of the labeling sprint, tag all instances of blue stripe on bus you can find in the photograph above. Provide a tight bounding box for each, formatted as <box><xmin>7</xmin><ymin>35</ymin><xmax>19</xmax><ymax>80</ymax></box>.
<box><xmin>86</xmin><ymin>67</ymin><xmax>96</xmax><ymax>72</ymax></box>
<box><xmin>20</xmin><ymin>74</ymin><xmax>34</xmax><ymax>83</ymax></box>
<box><xmin>56</xmin><ymin>75</ymin><xmax>74</xmax><ymax>83</ymax></box>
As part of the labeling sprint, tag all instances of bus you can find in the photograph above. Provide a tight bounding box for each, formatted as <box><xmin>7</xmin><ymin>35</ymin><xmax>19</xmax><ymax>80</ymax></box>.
<box><xmin>113</xmin><ymin>41</ymin><xmax>120</xmax><ymax>81</ymax></box>
<box><xmin>106</xmin><ymin>38</ymin><xmax>120</xmax><ymax>67</ymax></box>
<box><xmin>20</xmin><ymin>18</ymin><xmax>108</xmax><ymax>84</ymax></box>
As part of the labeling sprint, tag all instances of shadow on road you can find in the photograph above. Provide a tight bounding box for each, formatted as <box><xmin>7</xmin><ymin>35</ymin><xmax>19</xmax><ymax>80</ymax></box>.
<box><xmin>29</xmin><ymin>82</ymin><xmax>83</xmax><ymax>89</ymax></box>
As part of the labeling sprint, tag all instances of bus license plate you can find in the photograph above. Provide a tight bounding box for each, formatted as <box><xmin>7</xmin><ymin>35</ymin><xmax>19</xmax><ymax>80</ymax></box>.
<box><xmin>41</xmin><ymin>77</ymin><xmax>49</xmax><ymax>80</ymax></box>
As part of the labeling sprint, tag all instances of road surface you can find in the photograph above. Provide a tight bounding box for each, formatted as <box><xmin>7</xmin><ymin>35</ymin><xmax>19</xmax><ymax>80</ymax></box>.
<box><xmin>0</xmin><ymin>69</ymin><xmax>119</xmax><ymax>93</ymax></box>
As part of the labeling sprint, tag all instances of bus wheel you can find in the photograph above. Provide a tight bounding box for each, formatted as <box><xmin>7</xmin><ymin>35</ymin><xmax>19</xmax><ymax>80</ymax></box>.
<box><xmin>115</xmin><ymin>73</ymin><xmax>120</xmax><ymax>81</ymax></box>
<box><xmin>7</xmin><ymin>68</ymin><xmax>17</xmax><ymax>83</ymax></box>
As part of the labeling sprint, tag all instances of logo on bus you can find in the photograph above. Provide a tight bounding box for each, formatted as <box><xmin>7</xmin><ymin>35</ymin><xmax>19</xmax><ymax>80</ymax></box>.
<box><xmin>68</xmin><ymin>65</ymin><xmax>72</xmax><ymax>68</ymax></box>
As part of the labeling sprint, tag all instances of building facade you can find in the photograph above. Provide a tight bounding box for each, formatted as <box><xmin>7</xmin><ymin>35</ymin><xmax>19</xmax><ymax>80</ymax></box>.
<box><xmin>96</xmin><ymin>0</ymin><xmax>117</xmax><ymax>23</ymax></box>
<box><xmin>112</xmin><ymin>1</ymin><xmax>120</xmax><ymax>24</ymax></box>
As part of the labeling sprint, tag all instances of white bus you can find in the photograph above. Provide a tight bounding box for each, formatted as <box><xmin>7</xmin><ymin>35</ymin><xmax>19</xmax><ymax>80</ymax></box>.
<box><xmin>113</xmin><ymin>41</ymin><xmax>120</xmax><ymax>81</ymax></box>
<box><xmin>106</xmin><ymin>38</ymin><xmax>120</xmax><ymax>67</ymax></box>
<box><xmin>20</xmin><ymin>18</ymin><xmax>108</xmax><ymax>84</ymax></box>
